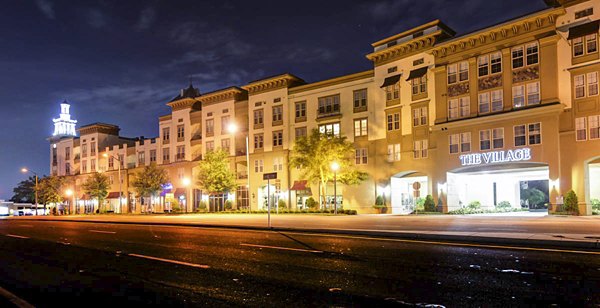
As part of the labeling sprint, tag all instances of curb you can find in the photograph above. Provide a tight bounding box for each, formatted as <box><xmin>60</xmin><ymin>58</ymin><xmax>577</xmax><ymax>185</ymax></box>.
<box><xmin>14</xmin><ymin>218</ymin><xmax>600</xmax><ymax>251</ymax></box>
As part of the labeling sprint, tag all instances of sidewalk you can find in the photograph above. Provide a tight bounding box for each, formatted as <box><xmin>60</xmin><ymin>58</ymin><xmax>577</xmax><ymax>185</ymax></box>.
<box><xmin>6</xmin><ymin>213</ymin><xmax>600</xmax><ymax>250</ymax></box>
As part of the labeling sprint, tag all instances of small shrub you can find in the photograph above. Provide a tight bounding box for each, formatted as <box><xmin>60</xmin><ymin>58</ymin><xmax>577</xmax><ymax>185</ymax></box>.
<box><xmin>563</xmin><ymin>190</ymin><xmax>579</xmax><ymax>214</ymax></box>
<box><xmin>278</xmin><ymin>199</ymin><xmax>287</xmax><ymax>209</ymax></box>
<box><xmin>224</xmin><ymin>200</ymin><xmax>233</xmax><ymax>210</ymax></box>
<box><xmin>468</xmin><ymin>201</ymin><xmax>481</xmax><ymax>210</ymax></box>
<box><xmin>375</xmin><ymin>195</ymin><xmax>385</xmax><ymax>206</ymax></box>
<box><xmin>591</xmin><ymin>198</ymin><xmax>600</xmax><ymax>211</ymax></box>
<box><xmin>305</xmin><ymin>197</ymin><xmax>317</xmax><ymax>209</ymax></box>
<box><xmin>423</xmin><ymin>195</ymin><xmax>436</xmax><ymax>212</ymax></box>
<box><xmin>496</xmin><ymin>201</ymin><xmax>512</xmax><ymax>209</ymax></box>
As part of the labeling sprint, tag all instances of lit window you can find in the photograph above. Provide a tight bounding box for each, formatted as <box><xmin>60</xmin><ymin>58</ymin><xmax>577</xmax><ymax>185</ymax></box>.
<box><xmin>354</xmin><ymin>119</ymin><xmax>368</xmax><ymax>137</ymax></box>
<box><xmin>479</xmin><ymin>130</ymin><xmax>491</xmax><ymax>151</ymax></box>
<box><xmin>387</xmin><ymin>144</ymin><xmax>401</xmax><ymax>161</ymax></box>
<box><xmin>512</xmin><ymin>85</ymin><xmax>525</xmax><ymax>108</ymax></box>
<box><xmin>413</xmin><ymin>139</ymin><xmax>428</xmax><ymax>159</ymax></box>
<box><xmin>319</xmin><ymin>123</ymin><xmax>340</xmax><ymax>136</ymax></box>
<box><xmin>576</xmin><ymin>117</ymin><xmax>587</xmax><ymax>141</ymax></box>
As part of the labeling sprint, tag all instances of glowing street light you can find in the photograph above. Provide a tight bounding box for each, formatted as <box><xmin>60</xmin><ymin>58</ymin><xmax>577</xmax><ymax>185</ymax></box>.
<box><xmin>21</xmin><ymin>168</ymin><xmax>40</xmax><ymax>215</ymax></box>
<box><xmin>182</xmin><ymin>177</ymin><xmax>191</xmax><ymax>212</ymax></box>
<box><xmin>330</xmin><ymin>161</ymin><xmax>340</xmax><ymax>215</ymax></box>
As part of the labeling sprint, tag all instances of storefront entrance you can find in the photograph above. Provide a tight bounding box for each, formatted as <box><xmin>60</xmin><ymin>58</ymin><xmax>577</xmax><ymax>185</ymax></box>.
<box><xmin>586</xmin><ymin>158</ymin><xmax>600</xmax><ymax>212</ymax></box>
<box><xmin>446</xmin><ymin>163</ymin><xmax>549</xmax><ymax>213</ymax></box>
<box><xmin>390</xmin><ymin>172</ymin><xmax>429</xmax><ymax>214</ymax></box>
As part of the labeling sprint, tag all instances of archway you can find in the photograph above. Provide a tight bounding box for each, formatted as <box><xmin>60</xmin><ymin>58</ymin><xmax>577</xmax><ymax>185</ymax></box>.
<box><xmin>390</xmin><ymin>171</ymin><xmax>428</xmax><ymax>214</ymax></box>
<box><xmin>585</xmin><ymin>157</ymin><xmax>600</xmax><ymax>215</ymax></box>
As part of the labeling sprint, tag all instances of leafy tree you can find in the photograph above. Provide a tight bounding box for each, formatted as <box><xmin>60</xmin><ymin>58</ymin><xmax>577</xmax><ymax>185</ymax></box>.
<box><xmin>82</xmin><ymin>172</ymin><xmax>109</xmax><ymax>213</ymax></box>
<box><xmin>289</xmin><ymin>129</ymin><xmax>368</xmax><ymax>209</ymax></box>
<box><xmin>38</xmin><ymin>175</ymin><xmax>66</xmax><ymax>214</ymax></box>
<box><xmin>131</xmin><ymin>163</ymin><xmax>169</xmax><ymax>213</ymax></box>
<box><xmin>10</xmin><ymin>176</ymin><xmax>36</xmax><ymax>203</ymax></box>
<box><xmin>196</xmin><ymin>149</ymin><xmax>236</xmax><ymax>195</ymax></box>
<box><xmin>563</xmin><ymin>190</ymin><xmax>579</xmax><ymax>214</ymax></box>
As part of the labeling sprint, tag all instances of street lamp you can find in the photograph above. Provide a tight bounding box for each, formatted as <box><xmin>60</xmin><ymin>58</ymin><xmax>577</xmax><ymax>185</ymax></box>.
<box><xmin>103</xmin><ymin>153</ymin><xmax>123</xmax><ymax>214</ymax></box>
<box><xmin>227</xmin><ymin>122</ymin><xmax>251</xmax><ymax>213</ymax></box>
<box><xmin>65</xmin><ymin>189</ymin><xmax>73</xmax><ymax>215</ymax></box>
<box><xmin>21</xmin><ymin>168</ymin><xmax>40</xmax><ymax>215</ymax></box>
<box><xmin>330</xmin><ymin>161</ymin><xmax>340</xmax><ymax>215</ymax></box>
<box><xmin>182</xmin><ymin>177</ymin><xmax>191</xmax><ymax>213</ymax></box>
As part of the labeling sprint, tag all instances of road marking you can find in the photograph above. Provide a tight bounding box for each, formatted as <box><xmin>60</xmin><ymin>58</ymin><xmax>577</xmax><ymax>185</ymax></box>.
<box><xmin>240</xmin><ymin>243</ymin><xmax>323</xmax><ymax>253</ymax></box>
<box><xmin>89</xmin><ymin>230</ymin><xmax>116</xmax><ymax>234</ymax></box>
<box><xmin>5</xmin><ymin>234</ymin><xmax>29</xmax><ymax>239</ymax></box>
<box><xmin>127</xmin><ymin>253</ymin><xmax>210</xmax><ymax>269</ymax></box>
<box><xmin>280</xmin><ymin>232</ymin><xmax>600</xmax><ymax>256</ymax></box>
<box><xmin>0</xmin><ymin>285</ymin><xmax>35</xmax><ymax>308</ymax></box>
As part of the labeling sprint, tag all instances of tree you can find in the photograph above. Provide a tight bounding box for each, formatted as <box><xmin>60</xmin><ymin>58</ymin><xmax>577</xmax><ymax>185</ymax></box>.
<box><xmin>563</xmin><ymin>190</ymin><xmax>579</xmax><ymax>214</ymax></box>
<box><xmin>82</xmin><ymin>172</ymin><xmax>109</xmax><ymax>213</ymax></box>
<box><xmin>289</xmin><ymin>129</ymin><xmax>368</xmax><ymax>209</ymax></box>
<box><xmin>38</xmin><ymin>175</ymin><xmax>66</xmax><ymax>214</ymax></box>
<box><xmin>196</xmin><ymin>149</ymin><xmax>236</xmax><ymax>195</ymax></box>
<box><xmin>131</xmin><ymin>164</ymin><xmax>169</xmax><ymax>213</ymax></box>
<box><xmin>10</xmin><ymin>176</ymin><xmax>36</xmax><ymax>203</ymax></box>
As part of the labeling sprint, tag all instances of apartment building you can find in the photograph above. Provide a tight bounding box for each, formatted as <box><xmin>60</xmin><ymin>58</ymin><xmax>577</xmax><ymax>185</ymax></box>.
<box><xmin>49</xmin><ymin>0</ymin><xmax>600</xmax><ymax>215</ymax></box>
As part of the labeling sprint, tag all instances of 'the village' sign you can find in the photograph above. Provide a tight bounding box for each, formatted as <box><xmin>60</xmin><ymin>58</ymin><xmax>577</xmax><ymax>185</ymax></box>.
<box><xmin>459</xmin><ymin>148</ymin><xmax>532</xmax><ymax>166</ymax></box>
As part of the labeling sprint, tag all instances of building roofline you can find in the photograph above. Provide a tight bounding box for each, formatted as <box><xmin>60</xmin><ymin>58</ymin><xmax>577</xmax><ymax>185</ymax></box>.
<box><xmin>289</xmin><ymin>70</ymin><xmax>374</xmax><ymax>94</ymax></box>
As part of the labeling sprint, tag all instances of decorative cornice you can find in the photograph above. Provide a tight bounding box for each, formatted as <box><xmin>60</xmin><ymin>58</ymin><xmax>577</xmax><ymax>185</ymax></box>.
<box><xmin>166</xmin><ymin>97</ymin><xmax>199</xmax><ymax>111</ymax></box>
<box><xmin>78</xmin><ymin>123</ymin><xmax>120</xmax><ymax>136</ymax></box>
<box><xmin>242</xmin><ymin>74</ymin><xmax>305</xmax><ymax>95</ymax></box>
<box><xmin>430</xmin><ymin>8</ymin><xmax>565</xmax><ymax>59</ymax></box>
<box><xmin>200</xmin><ymin>87</ymin><xmax>248</xmax><ymax>106</ymax></box>
<box><xmin>366</xmin><ymin>31</ymin><xmax>441</xmax><ymax>66</ymax></box>
<box><xmin>288</xmin><ymin>70</ymin><xmax>374</xmax><ymax>95</ymax></box>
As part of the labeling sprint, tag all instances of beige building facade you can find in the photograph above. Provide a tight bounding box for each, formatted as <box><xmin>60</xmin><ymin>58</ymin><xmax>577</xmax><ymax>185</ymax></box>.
<box><xmin>49</xmin><ymin>0</ymin><xmax>600</xmax><ymax>215</ymax></box>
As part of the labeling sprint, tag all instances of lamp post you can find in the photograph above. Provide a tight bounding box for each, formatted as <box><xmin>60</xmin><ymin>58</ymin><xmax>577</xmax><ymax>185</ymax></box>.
<box><xmin>330</xmin><ymin>161</ymin><xmax>340</xmax><ymax>215</ymax></box>
<box><xmin>103</xmin><ymin>153</ymin><xmax>123</xmax><ymax>214</ymax></box>
<box><xmin>228</xmin><ymin>123</ymin><xmax>251</xmax><ymax>212</ymax></box>
<box><xmin>21</xmin><ymin>168</ymin><xmax>39</xmax><ymax>215</ymax></box>
<box><xmin>182</xmin><ymin>177</ymin><xmax>191</xmax><ymax>213</ymax></box>
<box><xmin>65</xmin><ymin>189</ymin><xmax>73</xmax><ymax>215</ymax></box>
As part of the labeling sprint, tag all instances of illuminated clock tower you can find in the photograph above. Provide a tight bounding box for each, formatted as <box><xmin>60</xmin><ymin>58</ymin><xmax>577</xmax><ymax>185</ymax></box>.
<box><xmin>52</xmin><ymin>100</ymin><xmax>77</xmax><ymax>137</ymax></box>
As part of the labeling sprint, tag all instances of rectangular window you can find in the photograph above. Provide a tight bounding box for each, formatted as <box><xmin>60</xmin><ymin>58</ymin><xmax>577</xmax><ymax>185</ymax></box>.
<box><xmin>90</xmin><ymin>142</ymin><xmax>96</xmax><ymax>156</ymax></box>
<box><xmin>587</xmin><ymin>72</ymin><xmax>599</xmax><ymax>96</ymax></box>
<box><xmin>388</xmin><ymin>66</ymin><xmax>397</xmax><ymax>73</ymax></box>
<box><xmin>478</xmin><ymin>92</ymin><xmax>490</xmax><ymax>114</ymax></box>
<box><xmin>254</xmin><ymin>109</ymin><xmax>264</xmax><ymax>125</ymax></box>
<box><xmin>576</xmin><ymin>117</ymin><xmax>587</xmax><ymax>141</ymax></box>
<box><xmin>490</xmin><ymin>52</ymin><xmax>502</xmax><ymax>74</ymax></box>
<box><xmin>273</xmin><ymin>157</ymin><xmax>283</xmax><ymax>172</ymax></box>
<box><xmin>459</xmin><ymin>97</ymin><xmax>470</xmax><ymax>118</ymax></box>
<box><xmin>478</xmin><ymin>55</ymin><xmax>489</xmax><ymax>77</ymax></box>
<box><xmin>589</xmin><ymin>115</ymin><xmax>600</xmax><ymax>139</ymax></box>
<box><xmin>162</xmin><ymin>148</ymin><xmax>170</xmax><ymax>162</ymax></box>
<box><xmin>512</xmin><ymin>85</ymin><xmax>525</xmax><ymax>107</ymax></box>
<box><xmin>387</xmin><ymin>113</ymin><xmax>400</xmax><ymax>131</ymax></box>
<box><xmin>480</xmin><ymin>130</ymin><xmax>491</xmax><ymax>151</ymax></box>
<box><xmin>575</xmin><ymin>74</ymin><xmax>586</xmax><ymax>98</ymax></box>
<box><xmin>119</xmin><ymin>154</ymin><xmax>124</xmax><ymax>169</ymax></box>
<box><xmin>574</xmin><ymin>37</ymin><xmax>585</xmax><ymax>57</ymax></box>
<box><xmin>295</xmin><ymin>127</ymin><xmax>307</xmax><ymax>139</ymax></box>
<box><xmin>162</xmin><ymin>127</ymin><xmax>170</xmax><ymax>142</ymax></box>
<box><xmin>587</xmin><ymin>34</ymin><xmax>598</xmax><ymax>54</ymax></box>
<box><xmin>512</xmin><ymin>46</ymin><xmax>524</xmax><ymax>69</ymax></box>
<box><xmin>221</xmin><ymin>138</ymin><xmax>230</xmax><ymax>153</ymax></box>
<box><xmin>353</xmin><ymin>89</ymin><xmax>367</xmax><ymax>109</ymax></box>
<box><xmin>65</xmin><ymin>163</ymin><xmax>70</xmax><ymax>175</ymax></box>
<box><xmin>447</xmin><ymin>64</ymin><xmax>457</xmax><ymax>84</ymax></box>
<box><xmin>354</xmin><ymin>118</ymin><xmax>368</xmax><ymax>137</ymax></box>
<box><xmin>205</xmin><ymin>141</ymin><xmax>214</xmax><ymax>152</ymax></box>
<box><xmin>221</xmin><ymin>116</ymin><xmax>229</xmax><ymax>133</ymax></box>
<box><xmin>514</xmin><ymin>125</ymin><xmax>527</xmax><ymax>146</ymax></box>
<box><xmin>526</xmin><ymin>82</ymin><xmax>540</xmax><ymax>105</ymax></box>
<box><xmin>150</xmin><ymin>150</ymin><xmax>156</xmax><ymax>162</ymax></box>
<box><xmin>528</xmin><ymin>123</ymin><xmax>541</xmax><ymax>145</ymax></box>
<box><xmin>138</xmin><ymin>151</ymin><xmax>145</xmax><ymax>164</ymax></box>
<box><xmin>254</xmin><ymin>134</ymin><xmax>264</xmax><ymax>149</ymax></box>
<box><xmin>459</xmin><ymin>61</ymin><xmax>469</xmax><ymax>81</ymax></box>
<box><xmin>526</xmin><ymin>42</ymin><xmax>539</xmax><ymax>66</ymax></box>
<box><xmin>90</xmin><ymin>159</ymin><xmax>96</xmax><ymax>172</ymax></box>
<box><xmin>493</xmin><ymin>128</ymin><xmax>504</xmax><ymax>149</ymax></box>
<box><xmin>386</xmin><ymin>83</ymin><xmax>399</xmax><ymax>100</ymax></box>
<box><xmin>355</xmin><ymin>148</ymin><xmax>368</xmax><ymax>165</ymax></box>
<box><xmin>575</xmin><ymin>8</ymin><xmax>593</xmax><ymax>19</ymax></box>
<box><xmin>491</xmin><ymin>90</ymin><xmax>503</xmax><ymax>112</ymax></box>
<box><xmin>206</xmin><ymin>119</ymin><xmax>214</xmax><ymax>135</ymax></box>
<box><xmin>413</xmin><ymin>139</ymin><xmax>428</xmax><ymax>159</ymax></box>
<box><xmin>318</xmin><ymin>95</ymin><xmax>340</xmax><ymax>115</ymax></box>
<box><xmin>319</xmin><ymin>123</ymin><xmax>340</xmax><ymax>136</ymax></box>
<box><xmin>412</xmin><ymin>76</ymin><xmax>427</xmax><ymax>95</ymax></box>
<box><xmin>273</xmin><ymin>131</ymin><xmax>283</xmax><ymax>147</ymax></box>
<box><xmin>460</xmin><ymin>132</ymin><xmax>471</xmax><ymax>153</ymax></box>
<box><xmin>295</xmin><ymin>101</ymin><xmax>306</xmax><ymax>118</ymax></box>
<box><xmin>449</xmin><ymin>134</ymin><xmax>460</xmax><ymax>153</ymax></box>
<box><xmin>387</xmin><ymin>144</ymin><xmax>401</xmax><ymax>161</ymax></box>
<box><xmin>81</xmin><ymin>143</ymin><xmax>87</xmax><ymax>158</ymax></box>
<box><xmin>65</xmin><ymin>147</ymin><xmax>71</xmax><ymax>160</ymax></box>
<box><xmin>413</xmin><ymin>107</ymin><xmax>427</xmax><ymax>126</ymax></box>
<box><xmin>448</xmin><ymin>99</ymin><xmax>458</xmax><ymax>119</ymax></box>
<box><xmin>177</xmin><ymin>125</ymin><xmax>185</xmax><ymax>140</ymax></box>
<box><xmin>82</xmin><ymin>160</ymin><xmax>87</xmax><ymax>173</ymax></box>
<box><xmin>108</xmin><ymin>156</ymin><xmax>114</xmax><ymax>170</ymax></box>
<box><xmin>272</xmin><ymin>106</ymin><xmax>283</xmax><ymax>122</ymax></box>
<box><xmin>254</xmin><ymin>159</ymin><xmax>264</xmax><ymax>173</ymax></box>
<box><xmin>176</xmin><ymin>145</ymin><xmax>185</xmax><ymax>161</ymax></box>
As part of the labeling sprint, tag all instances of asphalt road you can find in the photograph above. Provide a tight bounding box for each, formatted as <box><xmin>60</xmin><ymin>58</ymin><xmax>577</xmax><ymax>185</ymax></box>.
<box><xmin>0</xmin><ymin>220</ymin><xmax>598</xmax><ymax>307</ymax></box>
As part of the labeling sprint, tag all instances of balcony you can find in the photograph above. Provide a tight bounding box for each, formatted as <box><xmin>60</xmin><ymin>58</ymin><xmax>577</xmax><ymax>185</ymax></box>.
<box><xmin>316</xmin><ymin>105</ymin><xmax>341</xmax><ymax>120</ymax></box>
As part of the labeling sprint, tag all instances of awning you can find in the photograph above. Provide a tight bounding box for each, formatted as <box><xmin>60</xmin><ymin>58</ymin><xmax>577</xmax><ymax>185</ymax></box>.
<box><xmin>567</xmin><ymin>20</ymin><xmax>600</xmax><ymax>40</ymax></box>
<box><xmin>380</xmin><ymin>74</ymin><xmax>402</xmax><ymax>88</ymax></box>
<box><xmin>290</xmin><ymin>180</ymin><xmax>308</xmax><ymax>191</ymax></box>
<box><xmin>406</xmin><ymin>67</ymin><xmax>428</xmax><ymax>81</ymax></box>
<box><xmin>174</xmin><ymin>188</ymin><xmax>186</xmax><ymax>198</ymax></box>
<box><xmin>79</xmin><ymin>194</ymin><xmax>90</xmax><ymax>200</ymax></box>
<box><xmin>106</xmin><ymin>192</ymin><xmax>121</xmax><ymax>199</ymax></box>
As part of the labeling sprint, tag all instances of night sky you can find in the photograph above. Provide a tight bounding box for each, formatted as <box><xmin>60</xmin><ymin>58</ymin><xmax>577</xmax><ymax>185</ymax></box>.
<box><xmin>0</xmin><ymin>0</ymin><xmax>547</xmax><ymax>199</ymax></box>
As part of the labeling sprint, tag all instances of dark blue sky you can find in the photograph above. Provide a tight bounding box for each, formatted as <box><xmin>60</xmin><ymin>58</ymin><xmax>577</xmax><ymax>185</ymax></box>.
<box><xmin>0</xmin><ymin>0</ymin><xmax>547</xmax><ymax>199</ymax></box>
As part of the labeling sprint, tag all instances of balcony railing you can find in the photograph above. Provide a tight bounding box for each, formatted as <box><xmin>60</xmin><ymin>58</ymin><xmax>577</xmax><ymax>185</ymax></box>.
<box><xmin>317</xmin><ymin>105</ymin><xmax>341</xmax><ymax>119</ymax></box>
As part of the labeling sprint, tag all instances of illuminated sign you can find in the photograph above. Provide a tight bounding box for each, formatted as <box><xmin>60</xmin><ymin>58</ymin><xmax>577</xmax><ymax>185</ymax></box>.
<box><xmin>459</xmin><ymin>148</ymin><xmax>531</xmax><ymax>166</ymax></box>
